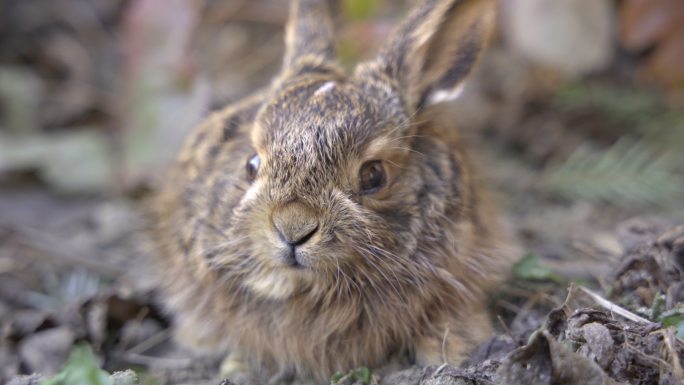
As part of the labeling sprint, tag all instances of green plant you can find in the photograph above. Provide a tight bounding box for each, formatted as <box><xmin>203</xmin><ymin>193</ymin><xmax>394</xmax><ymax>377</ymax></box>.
<box><xmin>543</xmin><ymin>83</ymin><xmax>684</xmax><ymax>211</ymax></box>
<box><xmin>41</xmin><ymin>345</ymin><xmax>112</xmax><ymax>385</ymax></box>
<box><xmin>330</xmin><ymin>367</ymin><xmax>371</xmax><ymax>385</ymax></box>
<box><xmin>542</xmin><ymin>137</ymin><xmax>684</xmax><ymax>206</ymax></box>
<box><xmin>513</xmin><ymin>254</ymin><xmax>564</xmax><ymax>283</ymax></box>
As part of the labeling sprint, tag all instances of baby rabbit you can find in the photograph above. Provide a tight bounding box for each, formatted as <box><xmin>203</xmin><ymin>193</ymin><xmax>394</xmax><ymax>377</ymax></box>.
<box><xmin>151</xmin><ymin>0</ymin><xmax>512</xmax><ymax>383</ymax></box>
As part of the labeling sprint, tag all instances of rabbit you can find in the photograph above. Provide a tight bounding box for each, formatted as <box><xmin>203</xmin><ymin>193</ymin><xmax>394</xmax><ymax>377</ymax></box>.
<box><xmin>150</xmin><ymin>0</ymin><xmax>513</xmax><ymax>383</ymax></box>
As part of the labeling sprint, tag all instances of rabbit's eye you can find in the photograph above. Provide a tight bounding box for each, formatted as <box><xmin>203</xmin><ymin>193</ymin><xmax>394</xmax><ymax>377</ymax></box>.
<box><xmin>246</xmin><ymin>154</ymin><xmax>260</xmax><ymax>182</ymax></box>
<box><xmin>359</xmin><ymin>160</ymin><xmax>387</xmax><ymax>194</ymax></box>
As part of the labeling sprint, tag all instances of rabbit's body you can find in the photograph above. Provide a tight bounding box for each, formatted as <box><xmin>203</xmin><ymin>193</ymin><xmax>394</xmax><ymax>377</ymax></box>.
<box><xmin>151</xmin><ymin>0</ymin><xmax>512</xmax><ymax>382</ymax></box>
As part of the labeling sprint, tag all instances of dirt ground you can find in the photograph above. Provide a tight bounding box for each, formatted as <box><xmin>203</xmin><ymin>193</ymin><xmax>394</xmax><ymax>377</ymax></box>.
<box><xmin>1</xmin><ymin>1</ymin><xmax>683</xmax><ymax>384</ymax></box>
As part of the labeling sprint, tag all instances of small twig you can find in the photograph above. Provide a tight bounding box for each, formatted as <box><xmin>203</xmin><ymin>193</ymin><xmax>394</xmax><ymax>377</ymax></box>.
<box><xmin>497</xmin><ymin>315</ymin><xmax>518</xmax><ymax>346</ymax></box>
<box><xmin>440</xmin><ymin>325</ymin><xmax>450</xmax><ymax>365</ymax></box>
<box><xmin>511</xmin><ymin>291</ymin><xmax>559</xmax><ymax>329</ymax></box>
<box><xmin>0</xmin><ymin>220</ymin><xmax>126</xmax><ymax>278</ymax></box>
<box><xmin>495</xmin><ymin>299</ymin><xmax>522</xmax><ymax>314</ymax></box>
<box><xmin>119</xmin><ymin>352</ymin><xmax>193</xmax><ymax>368</ymax></box>
<box><xmin>660</xmin><ymin>329</ymin><xmax>684</xmax><ymax>380</ymax></box>
<box><xmin>572</xmin><ymin>284</ymin><xmax>652</xmax><ymax>324</ymax></box>
<box><xmin>115</xmin><ymin>306</ymin><xmax>151</xmax><ymax>351</ymax></box>
<box><xmin>126</xmin><ymin>328</ymin><xmax>172</xmax><ymax>355</ymax></box>
<box><xmin>625</xmin><ymin>338</ymin><xmax>671</xmax><ymax>368</ymax></box>
<box><xmin>433</xmin><ymin>363</ymin><xmax>448</xmax><ymax>376</ymax></box>
<box><xmin>571</xmin><ymin>239</ymin><xmax>620</xmax><ymax>262</ymax></box>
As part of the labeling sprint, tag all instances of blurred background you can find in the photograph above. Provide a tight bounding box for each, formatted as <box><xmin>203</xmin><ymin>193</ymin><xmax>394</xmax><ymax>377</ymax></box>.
<box><xmin>0</xmin><ymin>0</ymin><xmax>682</xmax><ymax>383</ymax></box>
<box><xmin>0</xmin><ymin>0</ymin><xmax>682</xmax><ymax>197</ymax></box>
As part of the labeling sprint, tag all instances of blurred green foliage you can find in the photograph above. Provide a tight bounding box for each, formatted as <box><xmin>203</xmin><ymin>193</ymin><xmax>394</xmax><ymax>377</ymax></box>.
<box><xmin>543</xmin><ymin>138</ymin><xmax>683</xmax><ymax>206</ymax></box>
<box><xmin>330</xmin><ymin>366</ymin><xmax>372</xmax><ymax>385</ymax></box>
<box><xmin>661</xmin><ymin>309</ymin><xmax>684</xmax><ymax>340</ymax></box>
<box><xmin>342</xmin><ymin>0</ymin><xmax>381</xmax><ymax>20</ymax></box>
<box><xmin>0</xmin><ymin>131</ymin><xmax>114</xmax><ymax>194</ymax></box>
<box><xmin>543</xmin><ymin>83</ymin><xmax>684</xmax><ymax>212</ymax></box>
<box><xmin>513</xmin><ymin>254</ymin><xmax>564</xmax><ymax>284</ymax></box>
<box><xmin>39</xmin><ymin>345</ymin><xmax>159</xmax><ymax>385</ymax></box>
<box><xmin>632</xmin><ymin>292</ymin><xmax>684</xmax><ymax>340</ymax></box>
<box><xmin>337</xmin><ymin>0</ymin><xmax>384</xmax><ymax>67</ymax></box>
<box><xmin>41</xmin><ymin>345</ymin><xmax>112</xmax><ymax>385</ymax></box>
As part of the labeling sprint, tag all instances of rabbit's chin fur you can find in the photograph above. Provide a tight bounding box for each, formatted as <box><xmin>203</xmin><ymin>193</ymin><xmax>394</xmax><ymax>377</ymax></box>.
<box><xmin>150</xmin><ymin>0</ymin><xmax>513</xmax><ymax>383</ymax></box>
<box><xmin>243</xmin><ymin>267</ymin><xmax>311</xmax><ymax>300</ymax></box>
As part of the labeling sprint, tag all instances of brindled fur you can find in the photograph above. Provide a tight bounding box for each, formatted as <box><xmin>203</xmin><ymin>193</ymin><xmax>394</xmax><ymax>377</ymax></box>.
<box><xmin>150</xmin><ymin>0</ymin><xmax>513</xmax><ymax>383</ymax></box>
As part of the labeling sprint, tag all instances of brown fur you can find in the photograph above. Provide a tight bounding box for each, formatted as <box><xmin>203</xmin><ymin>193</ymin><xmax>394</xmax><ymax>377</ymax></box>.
<box><xmin>149</xmin><ymin>0</ymin><xmax>512</xmax><ymax>383</ymax></box>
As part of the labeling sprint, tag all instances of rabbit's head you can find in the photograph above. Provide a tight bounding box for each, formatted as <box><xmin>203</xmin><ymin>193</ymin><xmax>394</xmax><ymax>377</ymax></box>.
<box><xmin>177</xmin><ymin>0</ymin><xmax>497</xmax><ymax>301</ymax></box>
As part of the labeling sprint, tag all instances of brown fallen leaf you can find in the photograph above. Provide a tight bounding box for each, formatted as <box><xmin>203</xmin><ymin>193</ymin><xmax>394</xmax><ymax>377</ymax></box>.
<box><xmin>497</xmin><ymin>330</ymin><xmax>623</xmax><ymax>385</ymax></box>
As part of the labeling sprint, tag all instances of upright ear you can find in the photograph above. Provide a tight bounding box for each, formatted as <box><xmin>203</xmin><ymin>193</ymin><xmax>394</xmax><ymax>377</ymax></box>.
<box><xmin>374</xmin><ymin>0</ymin><xmax>495</xmax><ymax>111</ymax></box>
<box><xmin>283</xmin><ymin>0</ymin><xmax>336</xmax><ymax>68</ymax></box>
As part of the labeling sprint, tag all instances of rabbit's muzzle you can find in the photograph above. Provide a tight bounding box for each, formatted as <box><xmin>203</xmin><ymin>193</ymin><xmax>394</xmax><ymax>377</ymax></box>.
<box><xmin>271</xmin><ymin>201</ymin><xmax>320</xmax><ymax>267</ymax></box>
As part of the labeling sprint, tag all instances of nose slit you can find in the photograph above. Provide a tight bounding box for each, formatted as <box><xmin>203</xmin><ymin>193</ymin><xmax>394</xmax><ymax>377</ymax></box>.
<box><xmin>292</xmin><ymin>224</ymin><xmax>318</xmax><ymax>245</ymax></box>
<box><xmin>271</xmin><ymin>201</ymin><xmax>320</xmax><ymax>249</ymax></box>
<box><xmin>275</xmin><ymin>222</ymin><xmax>318</xmax><ymax>246</ymax></box>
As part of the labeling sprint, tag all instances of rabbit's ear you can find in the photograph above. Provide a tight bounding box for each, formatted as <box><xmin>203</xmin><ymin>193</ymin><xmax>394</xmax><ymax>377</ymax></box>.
<box><xmin>374</xmin><ymin>0</ymin><xmax>495</xmax><ymax>111</ymax></box>
<box><xmin>283</xmin><ymin>0</ymin><xmax>336</xmax><ymax>68</ymax></box>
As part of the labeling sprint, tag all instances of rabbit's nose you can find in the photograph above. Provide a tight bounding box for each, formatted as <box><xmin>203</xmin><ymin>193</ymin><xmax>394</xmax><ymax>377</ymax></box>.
<box><xmin>271</xmin><ymin>202</ymin><xmax>319</xmax><ymax>247</ymax></box>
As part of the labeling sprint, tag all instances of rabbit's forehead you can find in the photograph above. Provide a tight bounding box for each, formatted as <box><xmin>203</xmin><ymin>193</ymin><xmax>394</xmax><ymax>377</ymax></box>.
<box><xmin>256</xmin><ymin>78</ymin><xmax>406</xmax><ymax>154</ymax></box>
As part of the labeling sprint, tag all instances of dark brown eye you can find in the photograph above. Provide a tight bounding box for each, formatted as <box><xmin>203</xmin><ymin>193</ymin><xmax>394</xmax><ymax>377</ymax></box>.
<box><xmin>246</xmin><ymin>154</ymin><xmax>260</xmax><ymax>182</ymax></box>
<box><xmin>359</xmin><ymin>160</ymin><xmax>387</xmax><ymax>194</ymax></box>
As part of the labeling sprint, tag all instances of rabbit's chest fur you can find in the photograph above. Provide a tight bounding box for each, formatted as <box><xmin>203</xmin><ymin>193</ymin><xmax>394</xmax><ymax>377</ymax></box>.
<box><xmin>163</xmin><ymin>253</ymin><xmax>450</xmax><ymax>379</ymax></box>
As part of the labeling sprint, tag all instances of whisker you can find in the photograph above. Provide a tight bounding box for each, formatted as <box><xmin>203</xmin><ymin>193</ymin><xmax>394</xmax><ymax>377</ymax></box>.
<box><xmin>390</xmin><ymin>146</ymin><xmax>426</xmax><ymax>157</ymax></box>
<box><xmin>195</xmin><ymin>217</ymin><xmax>232</xmax><ymax>238</ymax></box>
